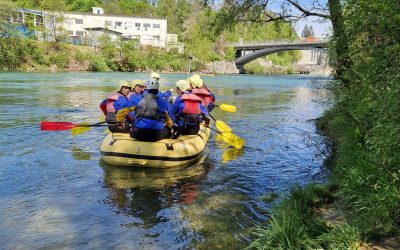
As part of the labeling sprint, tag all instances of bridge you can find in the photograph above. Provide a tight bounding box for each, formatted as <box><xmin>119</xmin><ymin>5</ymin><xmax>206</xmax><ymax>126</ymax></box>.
<box><xmin>228</xmin><ymin>39</ymin><xmax>329</xmax><ymax>73</ymax></box>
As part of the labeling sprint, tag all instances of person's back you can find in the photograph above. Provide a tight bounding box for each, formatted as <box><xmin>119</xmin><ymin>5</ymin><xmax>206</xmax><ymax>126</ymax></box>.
<box><xmin>188</xmin><ymin>75</ymin><xmax>216</xmax><ymax>112</ymax></box>
<box><xmin>173</xmin><ymin>79</ymin><xmax>209</xmax><ymax>135</ymax></box>
<box><xmin>132</xmin><ymin>80</ymin><xmax>175</xmax><ymax>141</ymax></box>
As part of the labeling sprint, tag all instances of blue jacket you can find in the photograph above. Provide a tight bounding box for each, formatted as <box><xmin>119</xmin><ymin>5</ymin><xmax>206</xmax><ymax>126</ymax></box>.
<box><xmin>135</xmin><ymin>93</ymin><xmax>175</xmax><ymax>130</ymax></box>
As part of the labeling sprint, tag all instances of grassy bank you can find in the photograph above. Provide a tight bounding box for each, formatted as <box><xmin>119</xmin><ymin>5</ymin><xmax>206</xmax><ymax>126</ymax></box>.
<box><xmin>248</xmin><ymin>1</ymin><xmax>400</xmax><ymax>249</ymax></box>
<box><xmin>248</xmin><ymin>89</ymin><xmax>400</xmax><ymax>249</ymax></box>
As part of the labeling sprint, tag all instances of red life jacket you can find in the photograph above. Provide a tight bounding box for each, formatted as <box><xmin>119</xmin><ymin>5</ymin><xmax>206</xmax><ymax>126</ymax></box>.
<box><xmin>192</xmin><ymin>88</ymin><xmax>212</xmax><ymax>106</ymax></box>
<box><xmin>179</xmin><ymin>94</ymin><xmax>202</xmax><ymax>124</ymax></box>
<box><xmin>181</xmin><ymin>94</ymin><xmax>202</xmax><ymax>114</ymax></box>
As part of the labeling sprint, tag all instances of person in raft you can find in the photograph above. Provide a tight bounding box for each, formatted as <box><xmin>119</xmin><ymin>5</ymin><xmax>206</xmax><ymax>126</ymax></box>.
<box><xmin>100</xmin><ymin>80</ymin><xmax>132</xmax><ymax>133</ymax></box>
<box><xmin>131</xmin><ymin>79</ymin><xmax>175</xmax><ymax>141</ymax></box>
<box><xmin>172</xmin><ymin>79</ymin><xmax>210</xmax><ymax>135</ymax></box>
<box><xmin>150</xmin><ymin>71</ymin><xmax>172</xmax><ymax>101</ymax></box>
<box><xmin>188</xmin><ymin>74</ymin><xmax>216</xmax><ymax>112</ymax></box>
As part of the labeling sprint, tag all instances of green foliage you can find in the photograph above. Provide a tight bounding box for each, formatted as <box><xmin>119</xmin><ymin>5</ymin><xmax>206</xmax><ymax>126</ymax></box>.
<box><xmin>49</xmin><ymin>51</ymin><xmax>69</xmax><ymax>68</ymax></box>
<box><xmin>0</xmin><ymin>37</ymin><xmax>31</xmax><ymax>69</ymax></box>
<box><xmin>88</xmin><ymin>54</ymin><xmax>108</xmax><ymax>71</ymax></box>
<box><xmin>67</xmin><ymin>0</ymin><xmax>101</xmax><ymax>12</ymax></box>
<box><xmin>268</xmin><ymin>51</ymin><xmax>301</xmax><ymax>66</ymax></box>
<box><xmin>248</xmin><ymin>184</ymin><xmax>362</xmax><ymax>250</ymax></box>
<box><xmin>97</xmin><ymin>34</ymin><xmax>118</xmax><ymax>59</ymax></box>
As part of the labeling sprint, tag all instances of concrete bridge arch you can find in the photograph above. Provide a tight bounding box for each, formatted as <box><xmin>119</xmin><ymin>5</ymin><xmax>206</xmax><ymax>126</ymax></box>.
<box><xmin>231</xmin><ymin>40</ymin><xmax>328</xmax><ymax>73</ymax></box>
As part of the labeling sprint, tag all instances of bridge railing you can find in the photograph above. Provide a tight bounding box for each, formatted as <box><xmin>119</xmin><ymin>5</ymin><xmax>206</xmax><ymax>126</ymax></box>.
<box><xmin>228</xmin><ymin>37</ymin><xmax>329</xmax><ymax>47</ymax></box>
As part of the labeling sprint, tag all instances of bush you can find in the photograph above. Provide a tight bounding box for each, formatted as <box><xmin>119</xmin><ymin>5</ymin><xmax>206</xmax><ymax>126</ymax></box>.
<box><xmin>0</xmin><ymin>37</ymin><xmax>30</xmax><ymax>69</ymax></box>
<box><xmin>49</xmin><ymin>52</ymin><xmax>69</xmax><ymax>68</ymax></box>
<box><xmin>89</xmin><ymin>55</ymin><xmax>108</xmax><ymax>72</ymax></box>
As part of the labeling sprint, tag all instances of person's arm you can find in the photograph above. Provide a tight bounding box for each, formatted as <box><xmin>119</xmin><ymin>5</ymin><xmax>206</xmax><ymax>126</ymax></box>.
<box><xmin>171</xmin><ymin>96</ymin><xmax>181</xmax><ymax>113</ymax></box>
<box><xmin>200</xmin><ymin>103</ymin><xmax>209</xmax><ymax>115</ymax></box>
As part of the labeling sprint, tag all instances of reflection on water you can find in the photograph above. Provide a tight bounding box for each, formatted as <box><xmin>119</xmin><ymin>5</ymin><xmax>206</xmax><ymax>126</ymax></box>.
<box><xmin>0</xmin><ymin>72</ymin><xmax>331</xmax><ymax>249</ymax></box>
<box><xmin>102</xmin><ymin>156</ymin><xmax>212</xmax><ymax>190</ymax></box>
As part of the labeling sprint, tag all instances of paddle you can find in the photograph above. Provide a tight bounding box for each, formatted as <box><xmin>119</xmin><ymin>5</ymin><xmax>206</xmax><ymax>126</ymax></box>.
<box><xmin>209</xmin><ymin>114</ymin><xmax>232</xmax><ymax>133</ymax></box>
<box><xmin>207</xmin><ymin>126</ymin><xmax>245</xmax><ymax>149</ymax></box>
<box><xmin>215</xmin><ymin>104</ymin><xmax>236</xmax><ymax>113</ymax></box>
<box><xmin>41</xmin><ymin>121</ymin><xmax>109</xmax><ymax>131</ymax></box>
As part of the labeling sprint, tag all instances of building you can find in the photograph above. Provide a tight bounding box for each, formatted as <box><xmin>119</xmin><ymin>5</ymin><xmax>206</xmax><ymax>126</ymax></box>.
<box><xmin>15</xmin><ymin>7</ymin><xmax>183</xmax><ymax>52</ymax></box>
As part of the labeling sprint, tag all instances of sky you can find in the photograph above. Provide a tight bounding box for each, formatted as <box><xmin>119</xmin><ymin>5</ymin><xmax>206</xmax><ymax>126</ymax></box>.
<box><xmin>267</xmin><ymin>0</ymin><xmax>333</xmax><ymax>37</ymax></box>
<box><xmin>294</xmin><ymin>16</ymin><xmax>332</xmax><ymax>37</ymax></box>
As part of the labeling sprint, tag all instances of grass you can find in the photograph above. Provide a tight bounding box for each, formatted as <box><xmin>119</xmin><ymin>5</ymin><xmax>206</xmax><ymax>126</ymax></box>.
<box><xmin>248</xmin><ymin>100</ymin><xmax>400</xmax><ymax>249</ymax></box>
<box><xmin>248</xmin><ymin>184</ymin><xmax>362</xmax><ymax>249</ymax></box>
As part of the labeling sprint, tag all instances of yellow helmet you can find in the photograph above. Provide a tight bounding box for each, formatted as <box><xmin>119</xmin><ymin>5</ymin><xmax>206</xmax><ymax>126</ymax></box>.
<box><xmin>150</xmin><ymin>72</ymin><xmax>160</xmax><ymax>79</ymax></box>
<box><xmin>188</xmin><ymin>75</ymin><xmax>203</xmax><ymax>88</ymax></box>
<box><xmin>131</xmin><ymin>79</ymin><xmax>146</xmax><ymax>88</ymax></box>
<box><xmin>118</xmin><ymin>80</ymin><xmax>131</xmax><ymax>90</ymax></box>
<box><xmin>176</xmin><ymin>79</ymin><xmax>191</xmax><ymax>92</ymax></box>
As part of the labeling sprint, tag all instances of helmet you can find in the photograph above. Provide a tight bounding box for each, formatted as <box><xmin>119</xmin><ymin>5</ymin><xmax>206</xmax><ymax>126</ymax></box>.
<box><xmin>150</xmin><ymin>72</ymin><xmax>160</xmax><ymax>79</ymax></box>
<box><xmin>146</xmin><ymin>79</ymin><xmax>159</xmax><ymax>90</ymax></box>
<box><xmin>131</xmin><ymin>79</ymin><xmax>146</xmax><ymax>88</ymax></box>
<box><xmin>118</xmin><ymin>80</ymin><xmax>131</xmax><ymax>90</ymax></box>
<box><xmin>192</xmin><ymin>74</ymin><xmax>201</xmax><ymax>79</ymax></box>
<box><xmin>188</xmin><ymin>75</ymin><xmax>203</xmax><ymax>88</ymax></box>
<box><xmin>176</xmin><ymin>79</ymin><xmax>191</xmax><ymax>92</ymax></box>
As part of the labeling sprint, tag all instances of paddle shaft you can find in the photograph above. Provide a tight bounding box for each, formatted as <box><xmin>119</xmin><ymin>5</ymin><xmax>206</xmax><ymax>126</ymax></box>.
<box><xmin>41</xmin><ymin>121</ymin><xmax>113</xmax><ymax>131</ymax></box>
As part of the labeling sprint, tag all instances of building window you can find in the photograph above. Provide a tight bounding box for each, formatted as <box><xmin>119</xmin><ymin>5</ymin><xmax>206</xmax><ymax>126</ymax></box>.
<box><xmin>76</xmin><ymin>31</ymin><xmax>84</xmax><ymax>36</ymax></box>
<box><xmin>75</xmin><ymin>19</ymin><xmax>83</xmax><ymax>24</ymax></box>
<box><xmin>143</xmin><ymin>23</ymin><xmax>150</xmax><ymax>30</ymax></box>
<box><xmin>153</xmin><ymin>23</ymin><xmax>160</xmax><ymax>29</ymax></box>
<box><xmin>105</xmin><ymin>20</ymin><xmax>112</xmax><ymax>26</ymax></box>
<box><xmin>153</xmin><ymin>35</ymin><xmax>160</xmax><ymax>41</ymax></box>
<box><xmin>115</xmin><ymin>21</ymin><xmax>122</xmax><ymax>27</ymax></box>
<box><xmin>125</xmin><ymin>22</ymin><xmax>132</xmax><ymax>29</ymax></box>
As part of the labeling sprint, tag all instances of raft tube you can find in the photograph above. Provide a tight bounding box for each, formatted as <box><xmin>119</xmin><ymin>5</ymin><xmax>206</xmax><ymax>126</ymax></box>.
<box><xmin>100</xmin><ymin>125</ymin><xmax>211</xmax><ymax>168</ymax></box>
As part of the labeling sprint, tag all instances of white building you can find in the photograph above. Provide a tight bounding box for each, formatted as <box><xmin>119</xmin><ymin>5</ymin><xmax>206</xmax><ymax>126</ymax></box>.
<box><xmin>16</xmin><ymin>7</ymin><xmax>183</xmax><ymax>52</ymax></box>
<box><xmin>62</xmin><ymin>7</ymin><xmax>168</xmax><ymax>48</ymax></box>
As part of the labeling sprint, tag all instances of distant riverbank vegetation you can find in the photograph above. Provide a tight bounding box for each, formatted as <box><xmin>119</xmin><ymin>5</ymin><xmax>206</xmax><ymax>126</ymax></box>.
<box><xmin>1</xmin><ymin>0</ymin><xmax>300</xmax><ymax>73</ymax></box>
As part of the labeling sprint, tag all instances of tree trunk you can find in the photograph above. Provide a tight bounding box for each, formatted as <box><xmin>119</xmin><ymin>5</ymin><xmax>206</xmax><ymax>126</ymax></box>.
<box><xmin>328</xmin><ymin>0</ymin><xmax>351</xmax><ymax>87</ymax></box>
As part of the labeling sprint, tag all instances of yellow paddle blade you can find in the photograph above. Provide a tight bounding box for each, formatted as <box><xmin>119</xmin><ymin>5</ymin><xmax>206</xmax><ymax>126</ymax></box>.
<box><xmin>215</xmin><ymin>134</ymin><xmax>224</xmax><ymax>141</ymax></box>
<box><xmin>99</xmin><ymin>115</ymin><xmax>106</xmax><ymax>122</ymax></box>
<box><xmin>216</xmin><ymin>120</ymin><xmax>232</xmax><ymax>133</ymax></box>
<box><xmin>222</xmin><ymin>148</ymin><xmax>244</xmax><ymax>163</ymax></box>
<box><xmin>72</xmin><ymin>126</ymin><xmax>92</xmax><ymax>136</ymax></box>
<box><xmin>104</xmin><ymin>129</ymin><xmax>110</xmax><ymax>134</ymax></box>
<box><xmin>219</xmin><ymin>104</ymin><xmax>236</xmax><ymax>113</ymax></box>
<box><xmin>221</xmin><ymin>132</ymin><xmax>245</xmax><ymax>149</ymax></box>
<box><xmin>71</xmin><ymin>122</ymin><xmax>91</xmax><ymax>136</ymax></box>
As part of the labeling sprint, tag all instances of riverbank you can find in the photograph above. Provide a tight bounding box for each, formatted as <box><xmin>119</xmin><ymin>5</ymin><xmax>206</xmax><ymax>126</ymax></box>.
<box><xmin>248</xmin><ymin>94</ymin><xmax>400</xmax><ymax>249</ymax></box>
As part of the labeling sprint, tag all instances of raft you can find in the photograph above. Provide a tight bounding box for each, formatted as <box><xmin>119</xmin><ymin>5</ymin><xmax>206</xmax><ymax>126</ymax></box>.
<box><xmin>100</xmin><ymin>125</ymin><xmax>211</xmax><ymax>168</ymax></box>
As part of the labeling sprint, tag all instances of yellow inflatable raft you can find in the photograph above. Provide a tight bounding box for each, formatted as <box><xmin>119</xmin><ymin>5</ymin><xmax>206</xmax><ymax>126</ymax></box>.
<box><xmin>100</xmin><ymin>125</ymin><xmax>211</xmax><ymax>168</ymax></box>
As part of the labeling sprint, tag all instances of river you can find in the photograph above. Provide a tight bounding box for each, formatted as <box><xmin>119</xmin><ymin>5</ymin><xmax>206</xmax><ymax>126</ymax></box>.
<box><xmin>0</xmin><ymin>72</ymin><xmax>331</xmax><ymax>249</ymax></box>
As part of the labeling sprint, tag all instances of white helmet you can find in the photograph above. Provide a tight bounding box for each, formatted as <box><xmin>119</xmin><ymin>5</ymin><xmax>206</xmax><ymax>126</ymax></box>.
<box><xmin>176</xmin><ymin>79</ymin><xmax>191</xmax><ymax>92</ymax></box>
<box><xmin>146</xmin><ymin>79</ymin><xmax>159</xmax><ymax>90</ymax></box>
<box><xmin>150</xmin><ymin>72</ymin><xmax>160</xmax><ymax>80</ymax></box>
<box><xmin>188</xmin><ymin>75</ymin><xmax>203</xmax><ymax>88</ymax></box>
<box><xmin>118</xmin><ymin>80</ymin><xmax>131</xmax><ymax>90</ymax></box>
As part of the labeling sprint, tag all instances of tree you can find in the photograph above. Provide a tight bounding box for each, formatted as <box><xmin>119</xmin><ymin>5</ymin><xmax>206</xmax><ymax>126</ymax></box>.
<box><xmin>206</xmin><ymin>0</ymin><xmax>351</xmax><ymax>86</ymax></box>
<box><xmin>301</xmin><ymin>24</ymin><xmax>315</xmax><ymax>38</ymax></box>
<box><xmin>39</xmin><ymin>0</ymin><xmax>68</xmax><ymax>45</ymax></box>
